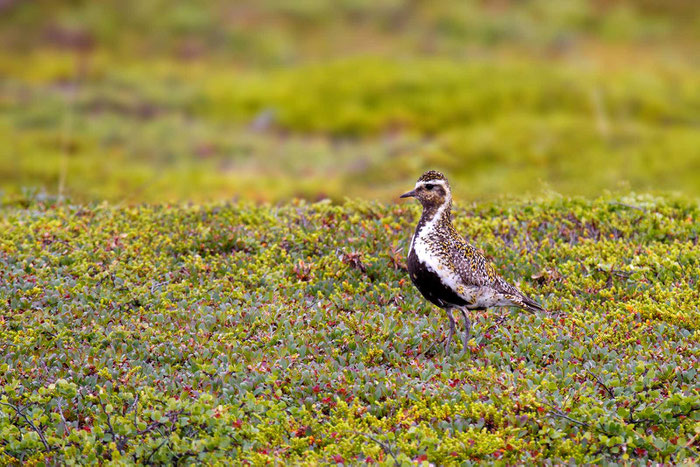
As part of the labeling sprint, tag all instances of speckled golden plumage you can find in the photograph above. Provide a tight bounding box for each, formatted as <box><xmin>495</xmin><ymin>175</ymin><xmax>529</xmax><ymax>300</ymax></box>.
<box><xmin>400</xmin><ymin>170</ymin><xmax>544</xmax><ymax>355</ymax></box>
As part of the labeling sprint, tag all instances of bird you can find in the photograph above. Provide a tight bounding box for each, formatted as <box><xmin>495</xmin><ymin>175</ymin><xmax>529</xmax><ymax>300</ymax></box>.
<box><xmin>400</xmin><ymin>170</ymin><xmax>544</xmax><ymax>355</ymax></box>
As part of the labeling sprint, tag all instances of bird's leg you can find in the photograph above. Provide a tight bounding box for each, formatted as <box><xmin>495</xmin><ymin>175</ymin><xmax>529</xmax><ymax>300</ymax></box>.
<box><xmin>444</xmin><ymin>308</ymin><xmax>456</xmax><ymax>356</ymax></box>
<box><xmin>459</xmin><ymin>308</ymin><xmax>471</xmax><ymax>354</ymax></box>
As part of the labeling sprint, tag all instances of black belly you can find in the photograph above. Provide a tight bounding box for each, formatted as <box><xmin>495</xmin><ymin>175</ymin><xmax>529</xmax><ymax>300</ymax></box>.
<box><xmin>407</xmin><ymin>249</ymin><xmax>468</xmax><ymax>309</ymax></box>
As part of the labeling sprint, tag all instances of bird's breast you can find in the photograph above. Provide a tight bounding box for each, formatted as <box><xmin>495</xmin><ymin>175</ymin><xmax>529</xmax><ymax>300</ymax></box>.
<box><xmin>407</xmin><ymin>232</ymin><xmax>471</xmax><ymax>309</ymax></box>
<box><xmin>407</xmin><ymin>247</ymin><xmax>468</xmax><ymax>309</ymax></box>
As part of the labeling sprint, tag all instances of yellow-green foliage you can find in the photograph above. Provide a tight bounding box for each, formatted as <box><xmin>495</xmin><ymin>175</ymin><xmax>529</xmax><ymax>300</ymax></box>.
<box><xmin>2</xmin><ymin>55</ymin><xmax>700</xmax><ymax>203</ymax></box>
<box><xmin>0</xmin><ymin>194</ymin><xmax>698</xmax><ymax>464</ymax></box>
<box><xmin>2</xmin><ymin>0</ymin><xmax>698</xmax><ymax>60</ymax></box>
<box><xmin>2</xmin><ymin>0</ymin><xmax>700</xmax><ymax>205</ymax></box>
<box><xmin>1</xmin><ymin>1</ymin><xmax>699</xmax><ymax>204</ymax></box>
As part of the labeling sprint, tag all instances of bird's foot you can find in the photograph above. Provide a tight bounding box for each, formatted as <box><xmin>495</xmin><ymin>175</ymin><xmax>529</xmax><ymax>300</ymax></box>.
<box><xmin>460</xmin><ymin>309</ymin><xmax>472</xmax><ymax>356</ymax></box>
<box><xmin>443</xmin><ymin>333</ymin><xmax>453</xmax><ymax>356</ymax></box>
<box><xmin>444</xmin><ymin>308</ymin><xmax>457</xmax><ymax>357</ymax></box>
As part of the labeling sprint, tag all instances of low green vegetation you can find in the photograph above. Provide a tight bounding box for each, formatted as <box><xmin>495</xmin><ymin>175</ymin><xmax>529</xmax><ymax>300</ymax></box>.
<box><xmin>2</xmin><ymin>0</ymin><xmax>700</xmax><ymax>204</ymax></box>
<box><xmin>2</xmin><ymin>55</ymin><xmax>700</xmax><ymax>203</ymax></box>
<box><xmin>2</xmin><ymin>1</ymin><xmax>699</xmax><ymax>462</ymax></box>
<box><xmin>3</xmin><ymin>0</ymin><xmax>698</xmax><ymax>61</ymax></box>
<box><xmin>1</xmin><ymin>194</ymin><xmax>698</xmax><ymax>463</ymax></box>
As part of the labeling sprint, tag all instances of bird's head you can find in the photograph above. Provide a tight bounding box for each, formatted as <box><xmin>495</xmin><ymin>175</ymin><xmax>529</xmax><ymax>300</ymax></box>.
<box><xmin>400</xmin><ymin>170</ymin><xmax>452</xmax><ymax>210</ymax></box>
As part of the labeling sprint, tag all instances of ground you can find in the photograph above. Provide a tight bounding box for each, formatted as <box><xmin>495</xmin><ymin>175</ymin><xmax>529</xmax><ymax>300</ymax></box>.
<box><xmin>1</xmin><ymin>194</ymin><xmax>698</xmax><ymax>463</ymax></box>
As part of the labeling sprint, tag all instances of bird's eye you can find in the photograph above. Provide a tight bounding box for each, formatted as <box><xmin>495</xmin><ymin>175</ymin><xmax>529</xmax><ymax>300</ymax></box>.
<box><xmin>425</xmin><ymin>184</ymin><xmax>435</xmax><ymax>191</ymax></box>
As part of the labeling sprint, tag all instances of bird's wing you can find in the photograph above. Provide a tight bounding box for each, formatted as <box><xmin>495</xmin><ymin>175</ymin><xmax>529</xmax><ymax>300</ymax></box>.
<box><xmin>449</xmin><ymin>235</ymin><xmax>545</xmax><ymax>311</ymax></box>
<box><xmin>448</xmin><ymin>238</ymin><xmax>500</xmax><ymax>288</ymax></box>
<box><xmin>489</xmin><ymin>266</ymin><xmax>546</xmax><ymax>312</ymax></box>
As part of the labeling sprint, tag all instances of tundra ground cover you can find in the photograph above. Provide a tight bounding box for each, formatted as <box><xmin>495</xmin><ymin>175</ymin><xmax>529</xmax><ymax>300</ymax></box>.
<box><xmin>2</xmin><ymin>0</ymin><xmax>700</xmax><ymax>204</ymax></box>
<box><xmin>1</xmin><ymin>194</ymin><xmax>698</xmax><ymax>464</ymax></box>
<box><xmin>2</xmin><ymin>54</ymin><xmax>700</xmax><ymax>204</ymax></box>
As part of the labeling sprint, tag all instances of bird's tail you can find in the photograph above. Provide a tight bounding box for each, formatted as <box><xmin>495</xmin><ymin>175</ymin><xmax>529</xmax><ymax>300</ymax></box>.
<box><xmin>513</xmin><ymin>294</ymin><xmax>546</xmax><ymax>314</ymax></box>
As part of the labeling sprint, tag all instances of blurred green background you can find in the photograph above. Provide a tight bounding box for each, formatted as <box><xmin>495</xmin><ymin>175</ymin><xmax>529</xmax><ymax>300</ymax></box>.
<box><xmin>1</xmin><ymin>0</ymin><xmax>698</xmax><ymax>204</ymax></box>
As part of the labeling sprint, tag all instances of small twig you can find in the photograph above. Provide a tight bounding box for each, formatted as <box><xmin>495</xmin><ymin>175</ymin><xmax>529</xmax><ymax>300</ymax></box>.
<box><xmin>118</xmin><ymin>394</ymin><xmax>140</xmax><ymax>454</ymax></box>
<box><xmin>97</xmin><ymin>397</ymin><xmax>122</xmax><ymax>453</ymax></box>
<box><xmin>540</xmin><ymin>401</ymin><xmax>589</xmax><ymax>428</ymax></box>
<box><xmin>631</xmin><ymin>404</ymin><xmax>700</xmax><ymax>426</ymax></box>
<box><xmin>126</xmin><ymin>394</ymin><xmax>140</xmax><ymax>415</ymax></box>
<box><xmin>0</xmin><ymin>401</ymin><xmax>52</xmax><ymax>452</ymax></box>
<box><xmin>145</xmin><ymin>427</ymin><xmax>170</xmax><ymax>464</ymax></box>
<box><xmin>547</xmin><ymin>409</ymin><xmax>589</xmax><ymax>428</ymax></box>
<box><xmin>303</xmin><ymin>299</ymin><xmax>321</xmax><ymax>312</ymax></box>
<box><xmin>56</xmin><ymin>398</ymin><xmax>71</xmax><ymax>435</ymax></box>
<box><xmin>39</xmin><ymin>356</ymin><xmax>53</xmax><ymax>378</ymax></box>
<box><xmin>137</xmin><ymin>422</ymin><xmax>163</xmax><ymax>436</ymax></box>
<box><xmin>683</xmin><ymin>432</ymin><xmax>700</xmax><ymax>458</ymax></box>
<box><xmin>586</xmin><ymin>370</ymin><xmax>615</xmax><ymax>399</ymax></box>
<box><xmin>243</xmin><ymin>324</ymin><xmax>259</xmax><ymax>341</ymax></box>
<box><xmin>609</xmin><ymin>201</ymin><xmax>645</xmax><ymax>212</ymax></box>
<box><xmin>594</xmin><ymin>266</ymin><xmax>632</xmax><ymax>279</ymax></box>
<box><xmin>561</xmin><ymin>387</ymin><xmax>577</xmax><ymax>409</ymax></box>
<box><xmin>128</xmin><ymin>393</ymin><xmax>140</xmax><ymax>427</ymax></box>
<box><xmin>353</xmin><ymin>431</ymin><xmax>400</xmax><ymax>466</ymax></box>
<box><xmin>626</xmin><ymin>380</ymin><xmax>669</xmax><ymax>425</ymax></box>
<box><xmin>136</xmin><ymin>409</ymin><xmax>184</xmax><ymax>436</ymax></box>
<box><xmin>420</xmin><ymin>335</ymin><xmax>445</xmax><ymax>357</ymax></box>
<box><xmin>150</xmin><ymin>281</ymin><xmax>170</xmax><ymax>294</ymax></box>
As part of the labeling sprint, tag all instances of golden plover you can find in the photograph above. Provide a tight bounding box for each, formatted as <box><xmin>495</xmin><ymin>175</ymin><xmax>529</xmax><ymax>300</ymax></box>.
<box><xmin>400</xmin><ymin>170</ymin><xmax>544</xmax><ymax>355</ymax></box>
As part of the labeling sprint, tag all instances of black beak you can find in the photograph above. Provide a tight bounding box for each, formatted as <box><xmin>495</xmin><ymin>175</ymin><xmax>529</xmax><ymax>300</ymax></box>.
<box><xmin>400</xmin><ymin>189</ymin><xmax>417</xmax><ymax>199</ymax></box>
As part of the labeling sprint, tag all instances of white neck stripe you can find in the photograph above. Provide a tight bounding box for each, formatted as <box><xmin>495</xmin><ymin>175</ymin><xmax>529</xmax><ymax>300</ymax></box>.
<box><xmin>409</xmin><ymin>196</ymin><xmax>451</xmax><ymax>253</ymax></box>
